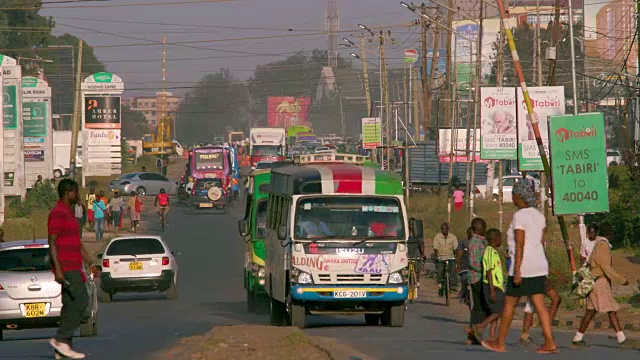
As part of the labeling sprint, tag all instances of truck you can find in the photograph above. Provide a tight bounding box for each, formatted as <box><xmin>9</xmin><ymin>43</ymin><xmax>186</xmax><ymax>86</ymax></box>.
<box><xmin>228</xmin><ymin>131</ymin><xmax>244</xmax><ymax>144</ymax></box>
<box><xmin>53</xmin><ymin>130</ymin><xmax>83</xmax><ymax>178</ymax></box>
<box><xmin>264</xmin><ymin>153</ymin><xmax>409</xmax><ymax>328</ymax></box>
<box><xmin>249</xmin><ymin>127</ymin><xmax>286</xmax><ymax>167</ymax></box>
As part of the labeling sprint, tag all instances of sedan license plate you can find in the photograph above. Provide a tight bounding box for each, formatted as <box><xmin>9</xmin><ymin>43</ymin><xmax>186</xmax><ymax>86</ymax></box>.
<box><xmin>333</xmin><ymin>290</ymin><xmax>367</xmax><ymax>298</ymax></box>
<box><xmin>129</xmin><ymin>262</ymin><xmax>143</xmax><ymax>271</ymax></box>
<box><xmin>24</xmin><ymin>303</ymin><xmax>46</xmax><ymax>318</ymax></box>
<box><xmin>199</xmin><ymin>203</ymin><xmax>213</xmax><ymax>208</ymax></box>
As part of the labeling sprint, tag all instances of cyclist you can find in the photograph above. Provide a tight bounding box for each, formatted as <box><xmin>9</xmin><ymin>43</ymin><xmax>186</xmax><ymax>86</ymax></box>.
<box><xmin>433</xmin><ymin>222</ymin><xmax>459</xmax><ymax>297</ymax></box>
<box><xmin>154</xmin><ymin>188</ymin><xmax>170</xmax><ymax>227</ymax></box>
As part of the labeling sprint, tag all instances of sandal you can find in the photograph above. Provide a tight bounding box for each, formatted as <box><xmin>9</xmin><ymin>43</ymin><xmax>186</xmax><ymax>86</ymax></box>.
<box><xmin>481</xmin><ymin>341</ymin><xmax>506</xmax><ymax>353</ymax></box>
<box><xmin>536</xmin><ymin>346</ymin><xmax>558</xmax><ymax>354</ymax></box>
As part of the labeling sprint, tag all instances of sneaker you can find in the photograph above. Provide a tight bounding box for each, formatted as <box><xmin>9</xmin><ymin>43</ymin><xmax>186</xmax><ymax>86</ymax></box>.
<box><xmin>49</xmin><ymin>339</ymin><xmax>86</xmax><ymax>359</ymax></box>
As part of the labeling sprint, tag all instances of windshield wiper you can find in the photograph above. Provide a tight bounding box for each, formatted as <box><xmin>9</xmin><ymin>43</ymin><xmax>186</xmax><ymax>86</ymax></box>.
<box><xmin>352</xmin><ymin>235</ymin><xmax>398</xmax><ymax>246</ymax></box>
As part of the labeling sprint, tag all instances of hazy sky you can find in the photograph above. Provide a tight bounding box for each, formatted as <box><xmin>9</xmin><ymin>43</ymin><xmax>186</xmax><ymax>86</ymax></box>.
<box><xmin>42</xmin><ymin>0</ymin><xmax>417</xmax><ymax>96</ymax></box>
<box><xmin>41</xmin><ymin>0</ymin><xmax>611</xmax><ymax>97</ymax></box>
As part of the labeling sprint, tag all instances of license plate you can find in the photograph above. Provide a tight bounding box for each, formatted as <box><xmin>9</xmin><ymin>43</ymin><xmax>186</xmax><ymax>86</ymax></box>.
<box><xmin>24</xmin><ymin>303</ymin><xmax>46</xmax><ymax>318</ymax></box>
<box><xmin>333</xmin><ymin>290</ymin><xmax>367</xmax><ymax>298</ymax></box>
<box><xmin>199</xmin><ymin>203</ymin><xmax>213</xmax><ymax>208</ymax></box>
<box><xmin>129</xmin><ymin>262</ymin><xmax>143</xmax><ymax>270</ymax></box>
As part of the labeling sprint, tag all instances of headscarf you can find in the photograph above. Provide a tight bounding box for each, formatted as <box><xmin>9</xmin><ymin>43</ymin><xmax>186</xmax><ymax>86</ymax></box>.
<box><xmin>513</xmin><ymin>178</ymin><xmax>537</xmax><ymax>207</ymax></box>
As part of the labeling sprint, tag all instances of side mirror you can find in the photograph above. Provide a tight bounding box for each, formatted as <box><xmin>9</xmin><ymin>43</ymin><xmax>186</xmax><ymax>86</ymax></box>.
<box><xmin>238</xmin><ymin>219</ymin><xmax>249</xmax><ymax>237</ymax></box>
<box><xmin>412</xmin><ymin>219</ymin><xmax>424</xmax><ymax>239</ymax></box>
<box><xmin>171</xmin><ymin>251</ymin><xmax>182</xmax><ymax>256</ymax></box>
<box><xmin>277</xmin><ymin>224</ymin><xmax>287</xmax><ymax>241</ymax></box>
<box><xmin>96</xmin><ymin>253</ymin><xmax>103</xmax><ymax>259</ymax></box>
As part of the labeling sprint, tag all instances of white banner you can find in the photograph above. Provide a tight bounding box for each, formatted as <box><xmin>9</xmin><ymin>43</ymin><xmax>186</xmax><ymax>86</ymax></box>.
<box><xmin>480</xmin><ymin>87</ymin><xmax>517</xmax><ymax>160</ymax></box>
<box><xmin>516</xmin><ymin>86</ymin><xmax>565</xmax><ymax>171</ymax></box>
<box><xmin>85</xmin><ymin>130</ymin><xmax>121</xmax><ymax>146</ymax></box>
<box><xmin>438</xmin><ymin>129</ymin><xmax>486</xmax><ymax>163</ymax></box>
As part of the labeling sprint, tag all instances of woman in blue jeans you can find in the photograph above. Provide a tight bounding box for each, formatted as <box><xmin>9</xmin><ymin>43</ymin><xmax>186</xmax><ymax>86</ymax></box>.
<box><xmin>92</xmin><ymin>198</ymin><xmax>107</xmax><ymax>240</ymax></box>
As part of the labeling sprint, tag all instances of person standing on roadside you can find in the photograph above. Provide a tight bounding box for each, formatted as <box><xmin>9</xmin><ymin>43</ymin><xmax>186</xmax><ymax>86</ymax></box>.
<box><xmin>456</xmin><ymin>227</ymin><xmax>473</xmax><ymax>307</ymax></box>
<box><xmin>74</xmin><ymin>202</ymin><xmax>87</xmax><ymax>238</ymax></box>
<box><xmin>467</xmin><ymin>217</ymin><xmax>489</xmax><ymax>345</ymax></box>
<box><xmin>35</xmin><ymin>175</ymin><xmax>44</xmax><ymax>188</ymax></box>
<box><xmin>92</xmin><ymin>195</ymin><xmax>107</xmax><ymax>240</ymax></box>
<box><xmin>573</xmin><ymin>224</ymin><xmax>630</xmax><ymax>348</ymax></box>
<box><xmin>85</xmin><ymin>187</ymin><xmax>96</xmax><ymax>229</ymax></box>
<box><xmin>433</xmin><ymin>222</ymin><xmax>459</xmax><ymax>296</ymax></box>
<box><xmin>482</xmin><ymin>181</ymin><xmax>557</xmax><ymax>354</ymax></box>
<box><xmin>47</xmin><ymin>179</ymin><xmax>93</xmax><ymax>359</ymax></box>
<box><xmin>452</xmin><ymin>187</ymin><xmax>465</xmax><ymax>212</ymax></box>
<box><xmin>128</xmin><ymin>191</ymin><xmax>142</xmax><ymax>232</ymax></box>
<box><xmin>108</xmin><ymin>192</ymin><xmax>124</xmax><ymax>231</ymax></box>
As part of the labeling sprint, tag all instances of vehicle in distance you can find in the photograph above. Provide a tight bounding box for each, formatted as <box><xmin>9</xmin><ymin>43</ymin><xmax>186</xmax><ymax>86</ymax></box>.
<box><xmin>98</xmin><ymin>236</ymin><xmax>179</xmax><ymax>303</ymax></box>
<box><xmin>110</xmin><ymin>172</ymin><xmax>178</xmax><ymax>196</ymax></box>
<box><xmin>189</xmin><ymin>178</ymin><xmax>230</xmax><ymax>212</ymax></box>
<box><xmin>314</xmin><ymin>147</ymin><xmax>335</xmax><ymax>154</ymax></box>
<box><xmin>474</xmin><ymin>175</ymin><xmax>522</xmax><ymax>203</ymax></box>
<box><xmin>606</xmin><ymin>149</ymin><xmax>622</xmax><ymax>166</ymax></box>
<box><xmin>0</xmin><ymin>240</ymin><xmax>98</xmax><ymax>340</ymax></box>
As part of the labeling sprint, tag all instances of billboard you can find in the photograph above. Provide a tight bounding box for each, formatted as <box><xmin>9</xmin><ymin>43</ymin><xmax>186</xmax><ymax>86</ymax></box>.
<box><xmin>438</xmin><ymin>129</ymin><xmax>486</xmax><ymax>163</ymax></box>
<box><xmin>267</xmin><ymin>96</ymin><xmax>311</xmax><ymax>128</ymax></box>
<box><xmin>84</xmin><ymin>96</ymin><xmax>121</xmax><ymax>129</ymax></box>
<box><xmin>549</xmin><ymin>113</ymin><xmax>609</xmax><ymax>215</ymax></box>
<box><xmin>23</xmin><ymin>102</ymin><xmax>47</xmax><ymax>137</ymax></box>
<box><xmin>361</xmin><ymin>117</ymin><xmax>382</xmax><ymax>149</ymax></box>
<box><xmin>516</xmin><ymin>86</ymin><xmax>565</xmax><ymax>171</ymax></box>
<box><xmin>480</xmin><ymin>87</ymin><xmax>517</xmax><ymax>159</ymax></box>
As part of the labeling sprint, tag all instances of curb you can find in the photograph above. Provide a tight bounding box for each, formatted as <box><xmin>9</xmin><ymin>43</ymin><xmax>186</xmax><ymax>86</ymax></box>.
<box><xmin>527</xmin><ymin>319</ymin><xmax>640</xmax><ymax>332</ymax></box>
<box><xmin>312</xmin><ymin>336</ymin><xmax>375</xmax><ymax>360</ymax></box>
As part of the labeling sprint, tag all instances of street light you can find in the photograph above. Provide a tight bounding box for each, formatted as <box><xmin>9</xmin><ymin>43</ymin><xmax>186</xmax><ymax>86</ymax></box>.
<box><xmin>17</xmin><ymin>57</ymin><xmax>54</xmax><ymax>65</ymax></box>
<box><xmin>358</xmin><ymin>24</ymin><xmax>375</xmax><ymax>36</ymax></box>
<box><xmin>342</xmin><ymin>38</ymin><xmax>355</xmax><ymax>46</ymax></box>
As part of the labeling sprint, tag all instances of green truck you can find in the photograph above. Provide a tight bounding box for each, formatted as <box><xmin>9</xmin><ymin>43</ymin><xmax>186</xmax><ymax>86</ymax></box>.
<box><xmin>238</xmin><ymin>169</ymin><xmax>271</xmax><ymax>312</ymax></box>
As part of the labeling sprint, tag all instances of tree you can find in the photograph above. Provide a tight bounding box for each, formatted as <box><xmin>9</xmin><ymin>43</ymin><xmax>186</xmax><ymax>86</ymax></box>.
<box><xmin>121</xmin><ymin>105</ymin><xmax>149</xmax><ymax>139</ymax></box>
<box><xmin>176</xmin><ymin>69</ymin><xmax>248</xmax><ymax>143</ymax></box>
<box><xmin>0</xmin><ymin>0</ymin><xmax>54</xmax><ymax>62</ymax></box>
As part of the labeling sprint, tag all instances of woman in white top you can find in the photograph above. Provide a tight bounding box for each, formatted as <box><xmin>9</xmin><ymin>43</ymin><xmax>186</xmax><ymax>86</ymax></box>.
<box><xmin>482</xmin><ymin>179</ymin><xmax>557</xmax><ymax>353</ymax></box>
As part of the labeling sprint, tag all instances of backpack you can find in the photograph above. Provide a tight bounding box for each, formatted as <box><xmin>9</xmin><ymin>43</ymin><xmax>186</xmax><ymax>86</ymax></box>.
<box><xmin>157</xmin><ymin>194</ymin><xmax>169</xmax><ymax>207</ymax></box>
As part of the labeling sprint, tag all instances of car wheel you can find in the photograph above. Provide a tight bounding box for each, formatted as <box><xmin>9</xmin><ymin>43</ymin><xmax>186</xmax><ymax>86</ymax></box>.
<box><xmin>609</xmin><ymin>161</ymin><xmax>618</xmax><ymax>167</ymax></box>
<box><xmin>380</xmin><ymin>304</ymin><xmax>405</xmax><ymax>327</ymax></box>
<box><xmin>53</xmin><ymin>169</ymin><xmax>63</xmax><ymax>178</ymax></box>
<box><xmin>492</xmin><ymin>194</ymin><xmax>499</xmax><ymax>201</ymax></box>
<box><xmin>98</xmin><ymin>286</ymin><xmax>112</xmax><ymax>303</ymax></box>
<box><xmin>136</xmin><ymin>187</ymin><xmax>147</xmax><ymax>197</ymax></box>
<box><xmin>166</xmin><ymin>279</ymin><xmax>178</xmax><ymax>300</ymax></box>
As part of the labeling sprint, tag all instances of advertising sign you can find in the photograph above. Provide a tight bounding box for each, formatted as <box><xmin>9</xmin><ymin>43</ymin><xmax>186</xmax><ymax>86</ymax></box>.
<box><xmin>85</xmin><ymin>129</ymin><xmax>121</xmax><ymax>146</ymax></box>
<box><xmin>404</xmin><ymin>49</ymin><xmax>418</xmax><ymax>63</ymax></box>
<box><xmin>516</xmin><ymin>86</ymin><xmax>565</xmax><ymax>171</ymax></box>
<box><xmin>3</xmin><ymin>84</ymin><xmax>17</xmax><ymax>130</ymax></box>
<box><xmin>24</xmin><ymin>149</ymin><xmax>44</xmax><ymax>162</ymax></box>
<box><xmin>549</xmin><ymin>113</ymin><xmax>609</xmax><ymax>215</ymax></box>
<box><xmin>286</xmin><ymin>125</ymin><xmax>310</xmax><ymax>137</ymax></box>
<box><xmin>23</xmin><ymin>102</ymin><xmax>47</xmax><ymax>137</ymax></box>
<box><xmin>438</xmin><ymin>129</ymin><xmax>486</xmax><ymax>163</ymax></box>
<box><xmin>361</xmin><ymin>117</ymin><xmax>382</xmax><ymax>149</ymax></box>
<box><xmin>480</xmin><ymin>87</ymin><xmax>517</xmax><ymax>159</ymax></box>
<box><xmin>267</xmin><ymin>96</ymin><xmax>311</xmax><ymax>128</ymax></box>
<box><xmin>81</xmin><ymin>72</ymin><xmax>124</xmax><ymax>92</ymax></box>
<box><xmin>84</xmin><ymin>96</ymin><xmax>121</xmax><ymax>129</ymax></box>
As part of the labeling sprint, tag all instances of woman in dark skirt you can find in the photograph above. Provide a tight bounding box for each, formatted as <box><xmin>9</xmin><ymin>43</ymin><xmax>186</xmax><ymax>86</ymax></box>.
<box><xmin>482</xmin><ymin>180</ymin><xmax>557</xmax><ymax>353</ymax></box>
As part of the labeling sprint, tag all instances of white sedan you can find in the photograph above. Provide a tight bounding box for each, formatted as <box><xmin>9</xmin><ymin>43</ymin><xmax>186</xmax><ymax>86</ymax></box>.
<box><xmin>474</xmin><ymin>175</ymin><xmax>522</xmax><ymax>203</ymax></box>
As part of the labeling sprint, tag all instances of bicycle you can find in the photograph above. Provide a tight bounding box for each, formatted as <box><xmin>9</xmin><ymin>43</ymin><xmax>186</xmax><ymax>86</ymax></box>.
<box><xmin>407</xmin><ymin>258</ymin><xmax>421</xmax><ymax>303</ymax></box>
<box><xmin>437</xmin><ymin>257</ymin><xmax>457</xmax><ymax>306</ymax></box>
<box><xmin>158</xmin><ymin>206</ymin><xmax>168</xmax><ymax>232</ymax></box>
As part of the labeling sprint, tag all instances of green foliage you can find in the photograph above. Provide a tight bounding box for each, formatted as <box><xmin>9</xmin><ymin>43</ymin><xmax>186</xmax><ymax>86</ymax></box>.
<box><xmin>121</xmin><ymin>105</ymin><xmax>150</xmax><ymax>139</ymax></box>
<box><xmin>7</xmin><ymin>184</ymin><xmax>57</xmax><ymax>219</ymax></box>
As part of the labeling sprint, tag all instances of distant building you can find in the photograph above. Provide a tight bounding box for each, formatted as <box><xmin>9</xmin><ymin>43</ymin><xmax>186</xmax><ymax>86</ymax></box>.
<box><xmin>128</xmin><ymin>92</ymin><xmax>180</xmax><ymax>128</ymax></box>
<box><xmin>595</xmin><ymin>0</ymin><xmax>637</xmax><ymax>71</ymax></box>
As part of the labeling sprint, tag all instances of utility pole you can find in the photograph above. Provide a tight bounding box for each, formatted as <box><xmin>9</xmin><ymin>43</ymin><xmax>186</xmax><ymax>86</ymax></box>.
<box><xmin>547</xmin><ymin>0</ymin><xmax>562</xmax><ymax>85</ymax></box>
<box><xmin>444</xmin><ymin>0</ymin><xmax>453</xmax><ymax>127</ymax></box>
<box><xmin>535</xmin><ymin>0</ymin><xmax>549</xmax><ymax>222</ymax></box>
<box><xmin>413</xmin><ymin>65</ymin><xmax>420</xmax><ymax>138</ymax></box>
<box><xmin>360</xmin><ymin>36</ymin><xmax>372</xmax><ymax>116</ymax></box>
<box><xmin>468</xmin><ymin>0</ymin><xmax>482</xmax><ymax>220</ymax></box>
<box><xmin>421</xmin><ymin>4</ymin><xmax>428</xmax><ymax>141</ymax></box>
<box><xmin>427</xmin><ymin>20</ymin><xmax>441</xmax><ymax>140</ymax></box>
<box><xmin>447</xmin><ymin>37</ymin><xmax>458</xmax><ymax>224</ymax></box>
<box><xmin>495</xmin><ymin>0</ymin><xmax>506</xmax><ymax>232</ymax></box>
<box><xmin>379</xmin><ymin>31</ymin><xmax>387</xmax><ymax>168</ymax></box>
<box><xmin>68</xmin><ymin>40</ymin><xmax>83</xmax><ymax>181</ymax></box>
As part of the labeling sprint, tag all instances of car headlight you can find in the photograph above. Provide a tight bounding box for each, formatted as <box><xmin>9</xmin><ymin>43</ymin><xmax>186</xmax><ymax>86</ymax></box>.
<box><xmin>291</xmin><ymin>268</ymin><xmax>313</xmax><ymax>284</ymax></box>
<box><xmin>388</xmin><ymin>272</ymin><xmax>404</xmax><ymax>284</ymax></box>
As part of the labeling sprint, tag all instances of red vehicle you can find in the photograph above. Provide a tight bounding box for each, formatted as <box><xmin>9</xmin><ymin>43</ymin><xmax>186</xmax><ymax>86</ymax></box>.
<box><xmin>249</xmin><ymin>127</ymin><xmax>286</xmax><ymax>167</ymax></box>
<box><xmin>188</xmin><ymin>146</ymin><xmax>233</xmax><ymax>201</ymax></box>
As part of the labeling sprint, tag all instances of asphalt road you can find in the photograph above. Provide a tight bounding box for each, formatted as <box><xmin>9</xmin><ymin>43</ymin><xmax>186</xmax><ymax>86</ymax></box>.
<box><xmin>0</xmin><ymin>197</ymin><xmax>637</xmax><ymax>359</ymax></box>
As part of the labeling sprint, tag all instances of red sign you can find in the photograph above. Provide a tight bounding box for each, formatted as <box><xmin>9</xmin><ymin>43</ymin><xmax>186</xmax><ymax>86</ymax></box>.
<box><xmin>267</xmin><ymin>96</ymin><xmax>311</xmax><ymax>128</ymax></box>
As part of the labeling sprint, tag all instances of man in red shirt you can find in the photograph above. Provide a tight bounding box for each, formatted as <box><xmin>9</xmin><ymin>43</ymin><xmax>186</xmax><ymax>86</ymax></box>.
<box><xmin>48</xmin><ymin>179</ymin><xmax>93</xmax><ymax>359</ymax></box>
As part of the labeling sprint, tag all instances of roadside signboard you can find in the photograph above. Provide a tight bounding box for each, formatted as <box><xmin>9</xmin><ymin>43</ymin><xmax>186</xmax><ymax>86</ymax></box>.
<box><xmin>480</xmin><ymin>87</ymin><xmax>517</xmax><ymax>159</ymax></box>
<box><xmin>516</xmin><ymin>86</ymin><xmax>565</xmax><ymax>171</ymax></box>
<box><xmin>0</xmin><ymin>55</ymin><xmax>24</xmax><ymax>198</ymax></box>
<box><xmin>437</xmin><ymin>129</ymin><xmax>487</xmax><ymax>163</ymax></box>
<box><xmin>404</xmin><ymin>49</ymin><xmax>418</xmax><ymax>63</ymax></box>
<box><xmin>549</xmin><ymin>112</ymin><xmax>609</xmax><ymax>215</ymax></box>
<box><xmin>22</xmin><ymin>77</ymin><xmax>53</xmax><ymax>188</ymax></box>
<box><xmin>361</xmin><ymin>117</ymin><xmax>381</xmax><ymax>149</ymax></box>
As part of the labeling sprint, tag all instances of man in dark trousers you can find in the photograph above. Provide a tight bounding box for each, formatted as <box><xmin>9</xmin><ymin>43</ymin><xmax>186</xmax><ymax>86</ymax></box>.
<box><xmin>48</xmin><ymin>179</ymin><xmax>94</xmax><ymax>359</ymax></box>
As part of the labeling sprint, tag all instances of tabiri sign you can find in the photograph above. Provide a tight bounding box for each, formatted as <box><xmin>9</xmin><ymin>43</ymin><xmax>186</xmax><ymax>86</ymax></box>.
<box><xmin>549</xmin><ymin>113</ymin><xmax>609</xmax><ymax>215</ymax></box>
<box><xmin>480</xmin><ymin>87</ymin><xmax>517</xmax><ymax>160</ymax></box>
<box><xmin>84</xmin><ymin>96</ymin><xmax>121</xmax><ymax>129</ymax></box>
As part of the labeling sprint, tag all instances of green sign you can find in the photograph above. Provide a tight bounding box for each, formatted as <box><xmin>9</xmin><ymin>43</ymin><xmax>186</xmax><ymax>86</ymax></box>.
<box><xmin>549</xmin><ymin>113</ymin><xmax>609</xmax><ymax>215</ymax></box>
<box><xmin>93</xmin><ymin>72</ymin><xmax>114</xmax><ymax>83</ymax></box>
<box><xmin>361</xmin><ymin>117</ymin><xmax>381</xmax><ymax>149</ymax></box>
<box><xmin>23</xmin><ymin>102</ymin><xmax>47</xmax><ymax>137</ymax></box>
<box><xmin>22</xmin><ymin>77</ymin><xmax>39</xmax><ymax>88</ymax></box>
<box><xmin>3</xmin><ymin>85</ymin><xmax>17</xmax><ymax>129</ymax></box>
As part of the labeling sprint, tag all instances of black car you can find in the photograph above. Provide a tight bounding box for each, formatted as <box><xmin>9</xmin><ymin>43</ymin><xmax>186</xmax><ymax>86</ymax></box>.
<box><xmin>189</xmin><ymin>178</ymin><xmax>230</xmax><ymax>212</ymax></box>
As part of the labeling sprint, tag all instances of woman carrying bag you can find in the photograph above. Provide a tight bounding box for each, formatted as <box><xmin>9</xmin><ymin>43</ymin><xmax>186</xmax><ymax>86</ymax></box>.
<box><xmin>573</xmin><ymin>224</ymin><xmax>630</xmax><ymax>347</ymax></box>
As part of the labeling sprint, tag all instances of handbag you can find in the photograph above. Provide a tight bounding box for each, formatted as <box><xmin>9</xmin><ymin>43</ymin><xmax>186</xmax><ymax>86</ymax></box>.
<box><xmin>572</xmin><ymin>264</ymin><xmax>596</xmax><ymax>298</ymax></box>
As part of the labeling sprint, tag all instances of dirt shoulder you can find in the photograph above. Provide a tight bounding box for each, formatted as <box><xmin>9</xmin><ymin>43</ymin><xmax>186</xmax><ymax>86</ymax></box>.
<box><xmin>155</xmin><ymin>325</ymin><xmax>373</xmax><ymax>360</ymax></box>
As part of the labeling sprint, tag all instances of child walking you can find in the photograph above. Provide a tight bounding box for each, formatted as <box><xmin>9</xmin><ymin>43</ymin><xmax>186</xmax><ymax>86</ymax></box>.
<box><xmin>467</xmin><ymin>228</ymin><xmax>504</xmax><ymax>342</ymax></box>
